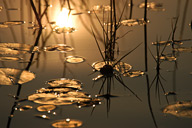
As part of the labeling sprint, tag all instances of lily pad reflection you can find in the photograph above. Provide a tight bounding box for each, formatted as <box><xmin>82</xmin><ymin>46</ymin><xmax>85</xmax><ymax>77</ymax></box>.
<box><xmin>0</xmin><ymin>68</ymin><xmax>35</xmax><ymax>85</ymax></box>
<box><xmin>37</xmin><ymin>88</ymin><xmax>73</xmax><ymax>94</ymax></box>
<box><xmin>47</xmin><ymin>78</ymin><xmax>82</xmax><ymax>90</ymax></box>
<box><xmin>44</xmin><ymin>44</ymin><xmax>74</xmax><ymax>52</ymax></box>
<box><xmin>65</xmin><ymin>56</ymin><xmax>85</xmax><ymax>64</ymax></box>
<box><xmin>37</xmin><ymin>105</ymin><xmax>56</xmax><ymax>112</ymax></box>
<box><xmin>52</xmin><ymin>118</ymin><xmax>83</xmax><ymax>128</ymax></box>
<box><xmin>0</xmin><ymin>24</ymin><xmax>8</xmax><ymax>28</ymax></box>
<box><xmin>1</xmin><ymin>21</ymin><xmax>25</xmax><ymax>25</ymax></box>
<box><xmin>163</xmin><ymin>101</ymin><xmax>192</xmax><ymax>118</ymax></box>
<box><xmin>0</xmin><ymin>43</ymin><xmax>39</xmax><ymax>55</ymax></box>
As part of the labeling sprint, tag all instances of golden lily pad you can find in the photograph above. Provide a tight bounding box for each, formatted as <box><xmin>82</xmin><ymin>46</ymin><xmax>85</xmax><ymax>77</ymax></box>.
<box><xmin>0</xmin><ymin>68</ymin><xmax>35</xmax><ymax>85</ymax></box>
<box><xmin>52</xmin><ymin>118</ymin><xmax>83</xmax><ymax>128</ymax></box>
<box><xmin>65</xmin><ymin>56</ymin><xmax>85</xmax><ymax>64</ymax></box>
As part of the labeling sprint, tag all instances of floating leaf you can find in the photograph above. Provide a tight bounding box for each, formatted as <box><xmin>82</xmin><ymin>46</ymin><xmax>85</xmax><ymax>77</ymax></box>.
<box><xmin>163</xmin><ymin>101</ymin><xmax>192</xmax><ymax>118</ymax></box>
<box><xmin>0</xmin><ymin>68</ymin><xmax>35</xmax><ymax>85</ymax></box>
<box><xmin>52</xmin><ymin>118</ymin><xmax>83</xmax><ymax>128</ymax></box>
<box><xmin>164</xmin><ymin>92</ymin><xmax>176</xmax><ymax>96</ymax></box>
<box><xmin>37</xmin><ymin>88</ymin><xmax>73</xmax><ymax>94</ymax></box>
<box><xmin>0</xmin><ymin>56</ymin><xmax>22</xmax><ymax>61</ymax></box>
<box><xmin>35</xmin><ymin>114</ymin><xmax>50</xmax><ymax>120</ymax></box>
<box><xmin>65</xmin><ymin>56</ymin><xmax>85</xmax><ymax>64</ymax></box>
<box><xmin>92</xmin><ymin>74</ymin><xmax>103</xmax><ymax>81</ymax></box>
<box><xmin>44</xmin><ymin>44</ymin><xmax>74</xmax><ymax>52</ymax></box>
<box><xmin>47</xmin><ymin>78</ymin><xmax>82</xmax><ymax>90</ymax></box>
<box><xmin>92</xmin><ymin>61</ymin><xmax>113</xmax><ymax>71</ymax></box>
<box><xmin>17</xmin><ymin>105</ymin><xmax>33</xmax><ymax>111</ymax></box>
<box><xmin>2</xmin><ymin>21</ymin><xmax>25</xmax><ymax>25</ymax></box>
<box><xmin>77</xmin><ymin>98</ymin><xmax>101</xmax><ymax>108</ymax></box>
<box><xmin>37</xmin><ymin>105</ymin><xmax>56</xmax><ymax>112</ymax></box>
<box><xmin>123</xmin><ymin>70</ymin><xmax>144</xmax><ymax>78</ymax></box>
<box><xmin>115</xmin><ymin>62</ymin><xmax>132</xmax><ymax>74</ymax></box>
<box><xmin>53</xmin><ymin>26</ymin><xmax>76</xmax><ymax>34</ymax></box>
<box><xmin>138</xmin><ymin>2</ymin><xmax>165</xmax><ymax>11</ymax></box>
<box><xmin>158</xmin><ymin>55</ymin><xmax>177</xmax><ymax>62</ymax></box>
<box><xmin>121</xmin><ymin>19</ymin><xmax>149</xmax><ymax>26</ymax></box>
<box><xmin>173</xmin><ymin>47</ymin><xmax>192</xmax><ymax>53</ymax></box>
<box><xmin>0</xmin><ymin>43</ymin><xmax>39</xmax><ymax>55</ymax></box>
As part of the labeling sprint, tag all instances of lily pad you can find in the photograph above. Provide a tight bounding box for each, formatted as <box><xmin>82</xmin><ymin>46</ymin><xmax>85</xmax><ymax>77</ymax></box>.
<box><xmin>44</xmin><ymin>44</ymin><xmax>74</xmax><ymax>52</ymax></box>
<box><xmin>37</xmin><ymin>104</ymin><xmax>56</xmax><ymax>112</ymax></box>
<box><xmin>52</xmin><ymin>118</ymin><xmax>83</xmax><ymax>128</ymax></box>
<box><xmin>121</xmin><ymin>19</ymin><xmax>149</xmax><ymax>26</ymax></box>
<box><xmin>65</xmin><ymin>56</ymin><xmax>85</xmax><ymax>64</ymax></box>
<box><xmin>163</xmin><ymin>101</ymin><xmax>192</xmax><ymax>118</ymax></box>
<box><xmin>0</xmin><ymin>43</ymin><xmax>39</xmax><ymax>55</ymax></box>
<box><xmin>0</xmin><ymin>68</ymin><xmax>35</xmax><ymax>85</ymax></box>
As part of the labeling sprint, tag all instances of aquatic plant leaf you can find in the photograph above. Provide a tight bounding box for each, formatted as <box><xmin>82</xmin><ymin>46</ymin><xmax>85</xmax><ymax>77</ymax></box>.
<box><xmin>0</xmin><ymin>68</ymin><xmax>35</xmax><ymax>85</ymax></box>
<box><xmin>53</xmin><ymin>26</ymin><xmax>76</xmax><ymax>34</ymax></box>
<box><xmin>2</xmin><ymin>21</ymin><xmax>25</xmax><ymax>25</ymax></box>
<box><xmin>0</xmin><ymin>24</ymin><xmax>8</xmax><ymax>28</ymax></box>
<box><xmin>173</xmin><ymin>47</ymin><xmax>192</xmax><ymax>53</ymax></box>
<box><xmin>37</xmin><ymin>105</ymin><xmax>56</xmax><ymax>112</ymax></box>
<box><xmin>17</xmin><ymin>105</ymin><xmax>33</xmax><ymax>111</ymax></box>
<box><xmin>0</xmin><ymin>6</ymin><xmax>2</xmax><ymax>11</ymax></box>
<box><xmin>88</xmin><ymin>5</ymin><xmax>111</xmax><ymax>14</ymax></box>
<box><xmin>163</xmin><ymin>101</ymin><xmax>192</xmax><ymax>118</ymax></box>
<box><xmin>115</xmin><ymin>62</ymin><xmax>132</xmax><ymax>74</ymax></box>
<box><xmin>0</xmin><ymin>56</ymin><xmax>22</xmax><ymax>61</ymax></box>
<box><xmin>28</xmin><ymin>92</ymin><xmax>90</xmax><ymax>105</ymax></box>
<box><xmin>158</xmin><ymin>55</ymin><xmax>177</xmax><ymax>62</ymax></box>
<box><xmin>35</xmin><ymin>114</ymin><xmax>50</xmax><ymax>120</ymax></box>
<box><xmin>123</xmin><ymin>70</ymin><xmax>144</xmax><ymax>77</ymax></box>
<box><xmin>0</xmin><ymin>43</ymin><xmax>39</xmax><ymax>55</ymax></box>
<box><xmin>28</xmin><ymin>93</ymin><xmax>74</xmax><ymax>105</ymax></box>
<box><xmin>92</xmin><ymin>74</ymin><xmax>104</xmax><ymax>81</ymax></box>
<box><xmin>37</xmin><ymin>87</ymin><xmax>73</xmax><ymax>94</ymax></box>
<box><xmin>65</xmin><ymin>56</ymin><xmax>85</xmax><ymax>63</ymax></box>
<box><xmin>121</xmin><ymin>19</ymin><xmax>149</xmax><ymax>26</ymax></box>
<box><xmin>47</xmin><ymin>78</ymin><xmax>82</xmax><ymax>90</ymax></box>
<box><xmin>164</xmin><ymin>91</ymin><xmax>176</xmax><ymax>96</ymax></box>
<box><xmin>138</xmin><ymin>2</ymin><xmax>165</xmax><ymax>11</ymax></box>
<box><xmin>152</xmin><ymin>41</ymin><xmax>171</xmax><ymax>46</ymax></box>
<box><xmin>44</xmin><ymin>44</ymin><xmax>74</xmax><ymax>52</ymax></box>
<box><xmin>52</xmin><ymin>118</ymin><xmax>83</xmax><ymax>128</ymax></box>
<box><xmin>92</xmin><ymin>61</ymin><xmax>113</xmax><ymax>71</ymax></box>
<box><xmin>77</xmin><ymin>98</ymin><xmax>101</xmax><ymax>108</ymax></box>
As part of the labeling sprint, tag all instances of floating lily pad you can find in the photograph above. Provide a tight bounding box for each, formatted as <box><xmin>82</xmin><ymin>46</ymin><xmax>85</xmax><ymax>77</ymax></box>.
<box><xmin>152</xmin><ymin>41</ymin><xmax>171</xmax><ymax>46</ymax></box>
<box><xmin>173</xmin><ymin>47</ymin><xmax>192</xmax><ymax>53</ymax></box>
<box><xmin>92</xmin><ymin>61</ymin><xmax>132</xmax><ymax>74</ymax></box>
<box><xmin>0</xmin><ymin>68</ymin><xmax>35</xmax><ymax>85</ymax></box>
<box><xmin>35</xmin><ymin>114</ymin><xmax>50</xmax><ymax>120</ymax></box>
<box><xmin>92</xmin><ymin>61</ymin><xmax>113</xmax><ymax>71</ymax></box>
<box><xmin>65</xmin><ymin>56</ymin><xmax>85</xmax><ymax>64</ymax></box>
<box><xmin>91</xmin><ymin>5</ymin><xmax>111</xmax><ymax>13</ymax></box>
<box><xmin>92</xmin><ymin>74</ymin><xmax>104</xmax><ymax>81</ymax></box>
<box><xmin>0</xmin><ymin>43</ymin><xmax>39</xmax><ymax>55</ymax></box>
<box><xmin>0</xmin><ymin>6</ymin><xmax>2</xmax><ymax>11</ymax></box>
<box><xmin>53</xmin><ymin>26</ymin><xmax>76</xmax><ymax>34</ymax></box>
<box><xmin>52</xmin><ymin>118</ymin><xmax>83</xmax><ymax>128</ymax></box>
<box><xmin>37</xmin><ymin>105</ymin><xmax>56</xmax><ymax>112</ymax></box>
<box><xmin>123</xmin><ymin>70</ymin><xmax>144</xmax><ymax>78</ymax></box>
<box><xmin>0</xmin><ymin>56</ymin><xmax>22</xmax><ymax>61</ymax></box>
<box><xmin>47</xmin><ymin>78</ymin><xmax>82</xmax><ymax>90</ymax></box>
<box><xmin>77</xmin><ymin>98</ymin><xmax>101</xmax><ymax>108</ymax></box>
<box><xmin>44</xmin><ymin>44</ymin><xmax>74</xmax><ymax>52</ymax></box>
<box><xmin>115</xmin><ymin>62</ymin><xmax>132</xmax><ymax>74</ymax></box>
<box><xmin>0</xmin><ymin>24</ymin><xmax>8</xmax><ymax>28</ymax></box>
<box><xmin>37</xmin><ymin>87</ymin><xmax>73</xmax><ymax>94</ymax></box>
<box><xmin>163</xmin><ymin>101</ymin><xmax>192</xmax><ymax>118</ymax></box>
<box><xmin>158</xmin><ymin>55</ymin><xmax>177</xmax><ymax>62</ymax></box>
<box><xmin>28</xmin><ymin>92</ymin><xmax>90</xmax><ymax>105</ymax></box>
<box><xmin>3</xmin><ymin>21</ymin><xmax>25</xmax><ymax>25</ymax></box>
<box><xmin>138</xmin><ymin>2</ymin><xmax>165</xmax><ymax>11</ymax></box>
<box><xmin>121</xmin><ymin>19</ymin><xmax>149</xmax><ymax>26</ymax></box>
<box><xmin>16</xmin><ymin>105</ymin><xmax>33</xmax><ymax>111</ymax></box>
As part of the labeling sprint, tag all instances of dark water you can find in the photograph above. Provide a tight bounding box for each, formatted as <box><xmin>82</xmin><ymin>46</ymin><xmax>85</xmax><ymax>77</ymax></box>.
<box><xmin>0</xmin><ymin>0</ymin><xmax>192</xmax><ymax>128</ymax></box>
